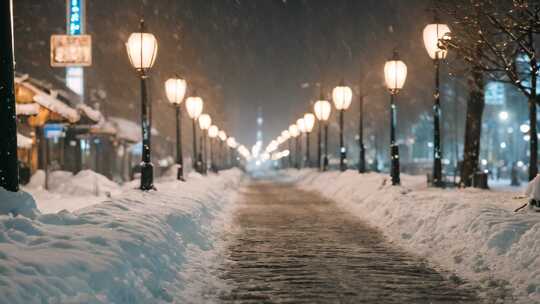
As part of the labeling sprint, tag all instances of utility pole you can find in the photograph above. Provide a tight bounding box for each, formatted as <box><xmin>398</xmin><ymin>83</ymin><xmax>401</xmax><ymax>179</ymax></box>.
<box><xmin>0</xmin><ymin>0</ymin><xmax>19</xmax><ymax>192</ymax></box>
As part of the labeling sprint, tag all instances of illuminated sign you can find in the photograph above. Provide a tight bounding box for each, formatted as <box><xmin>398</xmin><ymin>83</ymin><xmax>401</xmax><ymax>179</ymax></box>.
<box><xmin>67</xmin><ymin>0</ymin><xmax>84</xmax><ymax>35</ymax></box>
<box><xmin>50</xmin><ymin>34</ymin><xmax>92</xmax><ymax>67</ymax></box>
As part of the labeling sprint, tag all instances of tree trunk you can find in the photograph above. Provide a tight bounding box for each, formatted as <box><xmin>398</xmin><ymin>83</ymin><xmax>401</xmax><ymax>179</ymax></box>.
<box><xmin>461</xmin><ymin>66</ymin><xmax>484</xmax><ymax>187</ymax></box>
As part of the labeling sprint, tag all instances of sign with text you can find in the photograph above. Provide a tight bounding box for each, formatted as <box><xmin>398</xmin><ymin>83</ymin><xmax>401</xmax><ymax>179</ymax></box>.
<box><xmin>50</xmin><ymin>34</ymin><xmax>92</xmax><ymax>67</ymax></box>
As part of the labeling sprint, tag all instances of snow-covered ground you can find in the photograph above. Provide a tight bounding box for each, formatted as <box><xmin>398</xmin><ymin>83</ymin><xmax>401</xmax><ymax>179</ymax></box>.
<box><xmin>289</xmin><ymin>169</ymin><xmax>540</xmax><ymax>303</ymax></box>
<box><xmin>0</xmin><ymin>169</ymin><xmax>243</xmax><ymax>303</ymax></box>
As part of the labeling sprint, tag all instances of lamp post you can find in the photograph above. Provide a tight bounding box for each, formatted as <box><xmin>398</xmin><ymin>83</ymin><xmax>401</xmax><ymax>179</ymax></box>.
<box><xmin>423</xmin><ymin>17</ymin><xmax>451</xmax><ymax>187</ymax></box>
<box><xmin>208</xmin><ymin>125</ymin><xmax>219</xmax><ymax>173</ymax></box>
<box><xmin>333</xmin><ymin>82</ymin><xmax>353</xmax><ymax>172</ymax></box>
<box><xmin>0</xmin><ymin>0</ymin><xmax>18</xmax><ymax>192</ymax></box>
<box><xmin>165</xmin><ymin>77</ymin><xmax>187</xmax><ymax>181</ymax></box>
<box><xmin>227</xmin><ymin>137</ymin><xmax>237</xmax><ymax>167</ymax></box>
<box><xmin>185</xmin><ymin>94</ymin><xmax>203</xmax><ymax>173</ymax></box>
<box><xmin>289</xmin><ymin>124</ymin><xmax>300</xmax><ymax>169</ymax></box>
<box><xmin>126</xmin><ymin>19</ymin><xmax>158</xmax><ymax>191</ymax></box>
<box><xmin>281</xmin><ymin>130</ymin><xmax>290</xmax><ymax>168</ymax></box>
<box><xmin>304</xmin><ymin>113</ymin><xmax>315</xmax><ymax>168</ymax></box>
<box><xmin>218</xmin><ymin>130</ymin><xmax>227</xmax><ymax>170</ymax></box>
<box><xmin>198</xmin><ymin>114</ymin><xmax>212</xmax><ymax>175</ymax></box>
<box><xmin>296</xmin><ymin>118</ymin><xmax>306</xmax><ymax>168</ymax></box>
<box><xmin>384</xmin><ymin>50</ymin><xmax>408</xmax><ymax>186</ymax></box>
<box><xmin>358</xmin><ymin>92</ymin><xmax>366</xmax><ymax>173</ymax></box>
<box><xmin>314</xmin><ymin>98</ymin><xmax>332</xmax><ymax>171</ymax></box>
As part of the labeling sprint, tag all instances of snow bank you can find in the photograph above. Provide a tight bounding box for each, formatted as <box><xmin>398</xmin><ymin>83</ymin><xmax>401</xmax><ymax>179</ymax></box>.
<box><xmin>291</xmin><ymin>169</ymin><xmax>540</xmax><ymax>303</ymax></box>
<box><xmin>0</xmin><ymin>169</ymin><xmax>242</xmax><ymax>303</ymax></box>
<box><xmin>0</xmin><ymin>188</ymin><xmax>38</xmax><ymax>219</ymax></box>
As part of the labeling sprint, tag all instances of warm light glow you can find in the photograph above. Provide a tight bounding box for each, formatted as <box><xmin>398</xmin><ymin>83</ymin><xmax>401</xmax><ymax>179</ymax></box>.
<box><xmin>498</xmin><ymin>111</ymin><xmax>509</xmax><ymax>121</ymax></box>
<box><xmin>304</xmin><ymin>113</ymin><xmax>315</xmax><ymax>133</ymax></box>
<box><xmin>332</xmin><ymin>85</ymin><xmax>353</xmax><ymax>110</ymax></box>
<box><xmin>185</xmin><ymin>96</ymin><xmax>203</xmax><ymax>119</ymax></box>
<box><xmin>289</xmin><ymin>124</ymin><xmax>300</xmax><ymax>137</ymax></box>
<box><xmin>165</xmin><ymin>78</ymin><xmax>187</xmax><ymax>105</ymax></box>
<box><xmin>297</xmin><ymin>118</ymin><xmax>306</xmax><ymax>133</ymax></box>
<box><xmin>423</xmin><ymin>23</ymin><xmax>451</xmax><ymax>60</ymax></box>
<box><xmin>208</xmin><ymin>125</ymin><xmax>219</xmax><ymax>138</ymax></box>
<box><xmin>314</xmin><ymin>100</ymin><xmax>331</xmax><ymax>121</ymax></box>
<box><xmin>126</xmin><ymin>32</ymin><xmax>158</xmax><ymax>70</ymax></box>
<box><xmin>521</xmin><ymin>124</ymin><xmax>531</xmax><ymax>133</ymax></box>
<box><xmin>281</xmin><ymin>130</ymin><xmax>290</xmax><ymax>140</ymax></box>
<box><xmin>218</xmin><ymin>130</ymin><xmax>227</xmax><ymax>141</ymax></box>
<box><xmin>198</xmin><ymin>114</ymin><xmax>212</xmax><ymax>130</ymax></box>
<box><xmin>227</xmin><ymin>137</ymin><xmax>237</xmax><ymax>148</ymax></box>
<box><xmin>384</xmin><ymin>53</ymin><xmax>408</xmax><ymax>93</ymax></box>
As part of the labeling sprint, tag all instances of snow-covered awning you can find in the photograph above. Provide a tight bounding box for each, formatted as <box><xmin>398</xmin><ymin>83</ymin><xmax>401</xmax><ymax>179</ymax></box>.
<box><xmin>15</xmin><ymin>103</ymin><xmax>40</xmax><ymax>116</ymax></box>
<box><xmin>77</xmin><ymin>104</ymin><xmax>104</xmax><ymax>124</ymax></box>
<box><xmin>109</xmin><ymin>117</ymin><xmax>159</xmax><ymax>143</ymax></box>
<box><xmin>17</xmin><ymin>133</ymin><xmax>33</xmax><ymax>149</ymax></box>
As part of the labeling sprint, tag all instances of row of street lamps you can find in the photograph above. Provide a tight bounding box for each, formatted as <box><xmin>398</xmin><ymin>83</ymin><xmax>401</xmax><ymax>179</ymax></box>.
<box><xmin>265</xmin><ymin>17</ymin><xmax>450</xmax><ymax>187</ymax></box>
<box><xmin>126</xmin><ymin>19</ymin><xmax>246</xmax><ymax>191</ymax></box>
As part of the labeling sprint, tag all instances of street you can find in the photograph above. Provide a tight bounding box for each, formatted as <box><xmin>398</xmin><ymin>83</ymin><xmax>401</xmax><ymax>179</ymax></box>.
<box><xmin>218</xmin><ymin>179</ymin><xmax>480</xmax><ymax>303</ymax></box>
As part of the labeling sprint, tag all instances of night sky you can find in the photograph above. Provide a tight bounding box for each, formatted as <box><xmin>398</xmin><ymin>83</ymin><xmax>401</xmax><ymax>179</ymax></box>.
<box><xmin>14</xmin><ymin>0</ymin><xmax>459</xmax><ymax>151</ymax></box>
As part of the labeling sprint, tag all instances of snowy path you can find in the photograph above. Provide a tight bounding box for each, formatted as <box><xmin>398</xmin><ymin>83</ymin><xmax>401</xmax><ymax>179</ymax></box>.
<box><xmin>218</xmin><ymin>181</ymin><xmax>481</xmax><ymax>303</ymax></box>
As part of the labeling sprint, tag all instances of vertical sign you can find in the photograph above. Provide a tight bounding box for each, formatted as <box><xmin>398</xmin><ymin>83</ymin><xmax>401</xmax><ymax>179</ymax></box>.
<box><xmin>66</xmin><ymin>0</ymin><xmax>85</xmax><ymax>97</ymax></box>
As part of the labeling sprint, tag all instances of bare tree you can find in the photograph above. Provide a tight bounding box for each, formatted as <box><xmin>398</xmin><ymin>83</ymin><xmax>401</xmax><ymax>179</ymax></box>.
<box><xmin>439</xmin><ymin>0</ymin><xmax>540</xmax><ymax>183</ymax></box>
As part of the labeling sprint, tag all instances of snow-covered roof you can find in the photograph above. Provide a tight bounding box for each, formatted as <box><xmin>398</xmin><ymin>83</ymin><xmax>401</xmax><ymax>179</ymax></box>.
<box><xmin>77</xmin><ymin>104</ymin><xmax>104</xmax><ymax>124</ymax></box>
<box><xmin>15</xmin><ymin>103</ymin><xmax>40</xmax><ymax>116</ymax></box>
<box><xmin>17</xmin><ymin>133</ymin><xmax>33</xmax><ymax>149</ymax></box>
<box><xmin>109</xmin><ymin>117</ymin><xmax>159</xmax><ymax>142</ymax></box>
<box><xmin>17</xmin><ymin>79</ymin><xmax>80</xmax><ymax>123</ymax></box>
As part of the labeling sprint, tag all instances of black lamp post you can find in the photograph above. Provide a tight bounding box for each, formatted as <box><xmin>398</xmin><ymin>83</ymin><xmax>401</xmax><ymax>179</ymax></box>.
<box><xmin>165</xmin><ymin>77</ymin><xmax>187</xmax><ymax>181</ymax></box>
<box><xmin>198</xmin><ymin>113</ymin><xmax>211</xmax><ymax>175</ymax></box>
<box><xmin>384</xmin><ymin>50</ymin><xmax>408</xmax><ymax>186</ymax></box>
<box><xmin>314</xmin><ymin>96</ymin><xmax>332</xmax><ymax>171</ymax></box>
<box><xmin>332</xmin><ymin>81</ymin><xmax>353</xmax><ymax>172</ymax></box>
<box><xmin>423</xmin><ymin>18</ymin><xmax>451</xmax><ymax>187</ymax></box>
<box><xmin>126</xmin><ymin>19</ymin><xmax>158</xmax><ymax>191</ymax></box>
<box><xmin>358</xmin><ymin>93</ymin><xmax>366</xmax><ymax>173</ymax></box>
<box><xmin>208</xmin><ymin>125</ymin><xmax>219</xmax><ymax>173</ymax></box>
<box><xmin>304</xmin><ymin>113</ymin><xmax>315</xmax><ymax>168</ymax></box>
<box><xmin>0</xmin><ymin>0</ymin><xmax>19</xmax><ymax>192</ymax></box>
<box><xmin>185</xmin><ymin>94</ymin><xmax>203</xmax><ymax>173</ymax></box>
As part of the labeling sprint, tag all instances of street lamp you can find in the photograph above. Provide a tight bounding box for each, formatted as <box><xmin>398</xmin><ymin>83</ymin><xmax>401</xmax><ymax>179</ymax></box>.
<box><xmin>0</xmin><ymin>0</ymin><xmax>18</xmax><ymax>192</ymax></box>
<box><xmin>198</xmin><ymin>113</ymin><xmax>212</xmax><ymax>174</ymax></box>
<box><xmin>126</xmin><ymin>19</ymin><xmax>158</xmax><ymax>191</ymax></box>
<box><xmin>304</xmin><ymin>113</ymin><xmax>316</xmax><ymax>167</ymax></box>
<box><xmin>423</xmin><ymin>17</ymin><xmax>451</xmax><ymax>187</ymax></box>
<box><xmin>333</xmin><ymin>81</ymin><xmax>353</xmax><ymax>172</ymax></box>
<box><xmin>289</xmin><ymin>124</ymin><xmax>300</xmax><ymax>169</ymax></box>
<box><xmin>227</xmin><ymin>137</ymin><xmax>238</xmax><ymax>167</ymax></box>
<box><xmin>499</xmin><ymin>111</ymin><xmax>509</xmax><ymax>122</ymax></box>
<box><xmin>297</xmin><ymin>118</ymin><xmax>306</xmax><ymax>168</ymax></box>
<box><xmin>218</xmin><ymin>130</ymin><xmax>227</xmax><ymax>170</ymax></box>
<box><xmin>208</xmin><ymin>125</ymin><xmax>219</xmax><ymax>173</ymax></box>
<box><xmin>384</xmin><ymin>50</ymin><xmax>408</xmax><ymax>186</ymax></box>
<box><xmin>165</xmin><ymin>77</ymin><xmax>187</xmax><ymax>181</ymax></box>
<box><xmin>185</xmin><ymin>94</ymin><xmax>203</xmax><ymax>173</ymax></box>
<box><xmin>282</xmin><ymin>130</ymin><xmax>291</xmax><ymax>168</ymax></box>
<box><xmin>314</xmin><ymin>98</ymin><xmax>332</xmax><ymax>171</ymax></box>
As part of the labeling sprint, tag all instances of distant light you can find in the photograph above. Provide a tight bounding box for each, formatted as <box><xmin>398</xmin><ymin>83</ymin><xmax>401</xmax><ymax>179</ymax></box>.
<box><xmin>517</xmin><ymin>161</ymin><xmax>524</xmax><ymax>167</ymax></box>
<box><xmin>500</xmin><ymin>142</ymin><xmax>507</xmax><ymax>149</ymax></box>
<box><xmin>427</xmin><ymin>142</ymin><xmax>434</xmax><ymax>148</ymax></box>
<box><xmin>524</xmin><ymin>135</ymin><xmax>531</xmax><ymax>142</ymax></box>
<box><xmin>498</xmin><ymin>111</ymin><xmax>509</xmax><ymax>121</ymax></box>
<box><xmin>520</xmin><ymin>124</ymin><xmax>530</xmax><ymax>133</ymax></box>
<box><xmin>340</xmin><ymin>147</ymin><xmax>346</xmax><ymax>153</ymax></box>
<box><xmin>484</xmin><ymin>169</ymin><xmax>489</xmax><ymax>173</ymax></box>
<box><xmin>481</xmin><ymin>159</ymin><xmax>488</xmax><ymax>166</ymax></box>
<box><xmin>507</xmin><ymin>127</ymin><xmax>514</xmax><ymax>134</ymax></box>
<box><xmin>442</xmin><ymin>158</ymin><xmax>450</xmax><ymax>165</ymax></box>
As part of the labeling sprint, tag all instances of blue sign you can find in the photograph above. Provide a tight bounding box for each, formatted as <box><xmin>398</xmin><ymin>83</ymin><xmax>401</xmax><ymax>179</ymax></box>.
<box><xmin>67</xmin><ymin>0</ymin><xmax>84</xmax><ymax>35</ymax></box>
<box><xmin>44</xmin><ymin>124</ymin><xmax>66</xmax><ymax>139</ymax></box>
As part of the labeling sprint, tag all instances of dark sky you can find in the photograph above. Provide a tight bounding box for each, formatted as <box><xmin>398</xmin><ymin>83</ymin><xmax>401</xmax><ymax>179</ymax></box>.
<box><xmin>14</xmin><ymin>0</ymin><xmax>450</xmax><ymax>149</ymax></box>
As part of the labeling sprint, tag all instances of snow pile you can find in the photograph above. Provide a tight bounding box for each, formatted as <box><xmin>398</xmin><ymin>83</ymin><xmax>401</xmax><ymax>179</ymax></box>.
<box><xmin>291</xmin><ymin>169</ymin><xmax>540</xmax><ymax>303</ymax></box>
<box><xmin>0</xmin><ymin>188</ymin><xmax>38</xmax><ymax>219</ymax></box>
<box><xmin>0</xmin><ymin>169</ymin><xmax>242</xmax><ymax>303</ymax></box>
